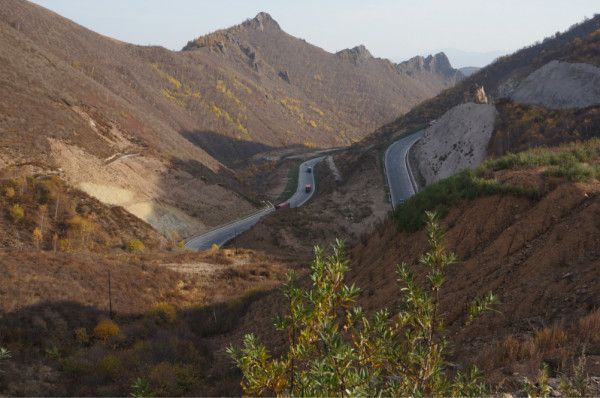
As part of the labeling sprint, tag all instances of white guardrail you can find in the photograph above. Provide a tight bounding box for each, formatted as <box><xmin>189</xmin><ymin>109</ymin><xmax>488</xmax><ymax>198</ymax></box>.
<box><xmin>184</xmin><ymin>203</ymin><xmax>275</xmax><ymax>248</ymax></box>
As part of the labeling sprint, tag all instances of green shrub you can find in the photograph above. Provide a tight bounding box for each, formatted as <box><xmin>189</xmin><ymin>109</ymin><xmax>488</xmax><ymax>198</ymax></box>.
<box><xmin>228</xmin><ymin>212</ymin><xmax>496</xmax><ymax>397</ymax></box>
<box><xmin>148</xmin><ymin>362</ymin><xmax>198</xmax><ymax>396</ymax></box>
<box><xmin>544</xmin><ymin>162</ymin><xmax>600</xmax><ymax>182</ymax></box>
<box><xmin>149</xmin><ymin>302</ymin><xmax>177</xmax><ymax>323</ymax></box>
<box><xmin>9</xmin><ymin>203</ymin><xmax>24</xmax><ymax>222</ymax></box>
<box><xmin>394</xmin><ymin>169</ymin><xmax>540</xmax><ymax>232</ymax></box>
<box><xmin>483</xmin><ymin>138</ymin><xmax>600</xmax><ymax>176</ymax></box>
<box><xmin>127</xmin><ymin>239</ymin><xmax>145</xmax><ymax>252</ymax></box>
<box><xmin>130</xmin><ymin>377</ymin><xmax>154</xmax><ymax>398</ymax></box>
<box><xmin>98</xmin><ymin>353</ymin><xmax>120</xmax><ymax>378</ymax></box>
<box><xmin>4</xmin><ymin>186</ymin><xmax>15</xmax><ymax>199</ymax></box>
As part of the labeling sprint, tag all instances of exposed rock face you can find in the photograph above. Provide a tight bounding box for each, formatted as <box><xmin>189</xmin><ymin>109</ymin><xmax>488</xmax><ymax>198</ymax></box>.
<box><xmin>414</xmin><ymin>103</ymin><xmax>497</xmax><ymax>185</ymax></box>
<box><xmin>397</xmin><ymin>52</ymin><xmax>464</xmax><ymax>81</ymax></box>
<box><xmin>335</xmin><ymin>45</ymin><xmax>373</xmax><ymax>64</ymax></box>
<box><xmin>242</xmin><ymin>11</ymin><xmax>281</xmax><ymax>31</ymax></box>
<box><xmin>510</xmin><ymin>60</ymin><xmax>600</xmax><ymax>108</ymax></box>
<box><xmin>473</xmin><ymin>85</ymin><xmax>489</xmax><ymax>104</ymax></box>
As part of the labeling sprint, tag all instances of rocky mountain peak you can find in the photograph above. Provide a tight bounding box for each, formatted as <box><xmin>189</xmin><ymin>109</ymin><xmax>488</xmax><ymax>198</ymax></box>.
<box><xmin>243</xmin><ymin>12</ymin><xmax>281</xmax><ymax>31</ymax></box>
<box><xmin>336</xmin><ymin>44</ymin><xmax>373</xmax><ymax>64</ymax></box>
<box><xmin>396</xmin><ymin>51</ymin><xmax>463</xmax><ymax>81</ymax></box>
<box><xmin>427</xmin><ymin>52</ymin><xmax>454</xmax><ymax>77</ymax></box>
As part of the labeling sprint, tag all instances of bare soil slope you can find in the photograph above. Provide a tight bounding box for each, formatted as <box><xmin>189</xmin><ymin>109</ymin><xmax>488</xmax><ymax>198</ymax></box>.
<box><xmin>350</xmin><ymin>167</ymin><xmax>600</xmax><ymax>390</ymax></box>
<box><xmin>510</xmin><ymin>60</ymin><xmax>600</xmax><ymax>109</ymax></box>
<box><xmin>414</xmin><ymin>103</ymin><xmax>497</xmax><ymax>184</ymax></box>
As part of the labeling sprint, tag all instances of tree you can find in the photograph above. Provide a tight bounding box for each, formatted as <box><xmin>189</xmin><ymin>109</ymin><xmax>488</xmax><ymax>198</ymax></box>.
<box><xmin>9</xmin><ymin>203</ymin><xmax>24</xmax><ymax>222</ymax></box>
<box><xmin>32</xmin><ymin>227</ymin><xmax>43</xmax><ymax>249</ymax></box>
<box><xmin>228</xmin><ymin>212</ymin><xmax>495</xmax><ymax>397</ymax></box>
<box><xmin>67</xmin><ymin>215</ymin><xmax>94</xmax><ymax>249</ymax></box>
<box><xmin>38</xmin><ymin>204</ymin><xmax>48</xmax><ymax>235</ymax></box>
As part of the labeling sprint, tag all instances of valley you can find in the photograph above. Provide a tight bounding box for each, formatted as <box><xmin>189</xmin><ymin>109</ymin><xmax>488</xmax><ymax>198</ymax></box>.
<box><xmin>1</xmin><ymin>1</ymin><xmax>600</xmax><ymax>396</ymax></box>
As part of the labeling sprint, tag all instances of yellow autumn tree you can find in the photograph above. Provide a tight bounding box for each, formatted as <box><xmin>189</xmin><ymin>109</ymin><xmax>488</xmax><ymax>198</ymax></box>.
<box><xmin>32</xmin><ymin>227</ymin><xmax>42</xmax><ymax>249</ymax></box>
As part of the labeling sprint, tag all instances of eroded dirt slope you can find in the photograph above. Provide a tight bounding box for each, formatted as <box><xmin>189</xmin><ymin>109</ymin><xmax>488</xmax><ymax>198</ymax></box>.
<box><xmin>349</xmin><ymin>168</ymin><xmax>600</xmax><ymax>389</ymax></box>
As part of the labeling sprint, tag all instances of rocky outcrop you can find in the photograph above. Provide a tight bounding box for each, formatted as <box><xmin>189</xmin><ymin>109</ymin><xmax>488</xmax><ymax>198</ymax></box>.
<box><xmin>510</xmin><ymin>60</ymin><xmax>600</xmax><ymax>109</ymax></box>
<box><xmin>397</xmin><ymin>52</ymin><xmax>464</xmax><ymax>81</ymax></box>
<box><xmin>335</xmin><ymin>45</ymin><xmax>373</xmax><ymax>64</ymax></box>
<box><xmin>242</xmin><ymin>11</ymin><xmax>281</xmax><ymax>31</ymax></box>
<box><xmin>473</xmin><ymin>85</ymin><xmax>489</xmax><ymax>104</ymax></box>
<box><xmin>414</xmin><ymin>103</ymin><xmax>497</xmax><ymax>185</ymax></box>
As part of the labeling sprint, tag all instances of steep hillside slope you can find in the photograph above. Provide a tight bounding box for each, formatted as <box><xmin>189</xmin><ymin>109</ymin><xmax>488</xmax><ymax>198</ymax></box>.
<box><xmin>510</xmin><ymin>60</ymin><xmax>600</xmax><ymax>108</ymax></box>
<box><xmin>0</xmin><ymin>0</ymin><xmax>461</xmax><ymax>236</ymax></box>
<box><xmin>371</xmin><ymin>14</ymin><xmax>600</xmax><ymax>142</ymax></box>
<box><xmin>182</xmin><ymin>13</ymin><xmax>460</xmax><ymax>151</ymax></box>
<box><xmin>0</xmin><ymin>0</ymin><xmax>257</xmax><ymax>236</ymax></box>
<box><xmin>413</xmin><ymin>103</ymin><xmax>497</xmax><ymax>184</ymax></box>
<box><xmin>350</xmin><ymin>142</ymin><xmax>600</xmax><ymax>390</ymax></box>
<box><xmin>317</xmin><ymin>15</ymin><xmax>600</xmax><ymax>217</ymax></box>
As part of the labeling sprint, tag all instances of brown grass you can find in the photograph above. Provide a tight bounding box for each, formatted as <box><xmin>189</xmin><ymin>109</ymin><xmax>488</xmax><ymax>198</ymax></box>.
<box><xmin>579</xmin><ymin>309</ymin><xmax>600</xmax><ymax>343</ymax></box>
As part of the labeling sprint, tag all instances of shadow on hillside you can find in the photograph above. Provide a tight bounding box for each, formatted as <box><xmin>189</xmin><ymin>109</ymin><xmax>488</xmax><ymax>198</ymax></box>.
<box><xmin>0</xmin><ymin>287</ymin><xmax>282</xmax><ymax>396</ymax></box>
<box><xmin>181</xmin><ymin>130</ymin><xmax>275</xmax><ymax>167</ymax></box>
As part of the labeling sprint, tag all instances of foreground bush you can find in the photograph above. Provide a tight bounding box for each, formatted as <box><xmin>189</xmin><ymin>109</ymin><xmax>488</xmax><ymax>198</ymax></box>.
<box><xmin>149</xmin><ymin>302</ymin><xmax>177</xmax><ymax>323</ymax></box>
<box><xmin>93</xmin><ymin>319</ymin><xmax>120</xmax><ymax>341</ymax></box>
<box><xmin>127</xmin><ymin>239</ymin><xmax>146</xmax><ymax>252</ymax></box>
<box><xmin>9</xmin><ymin>203</ymin><xmax>24</xmax><ymax>222</ymax></box>
<box><xmin>228</xmin><ymin>212</ymin><xmax>496</xmax><ymax>397</ymax></box>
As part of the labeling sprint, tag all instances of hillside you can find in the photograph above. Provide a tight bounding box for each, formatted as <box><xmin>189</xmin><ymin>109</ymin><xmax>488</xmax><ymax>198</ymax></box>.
<box><xmin>349</xmin><ymin>141</ymin><xmax>600</xmax><ymax>392</ymax></box>
<box><xmin>181</xmin><ymin>12</ymin><xmax>461</xmax><ymax>152</ymax></box>
<box><xmin>0</xmin><ymin>0</ymin><xmax>462</xmax><ymax>237</ymax></box>
<box><xmin>311</xmin><ymin>14</ymin><xmax>600</xmax><ymax>227</ymax></box>
<box><xmin>370</xmin><ymin>14</ymin><xmax>600</xmax><ymax>142</ymax></box>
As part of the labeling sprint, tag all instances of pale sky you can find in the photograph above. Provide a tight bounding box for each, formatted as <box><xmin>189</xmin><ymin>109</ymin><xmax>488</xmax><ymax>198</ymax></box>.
<box><xmin>31</xmin><ymin>0</ymin><xmax>599</xmax><ymax>67</ymax></box>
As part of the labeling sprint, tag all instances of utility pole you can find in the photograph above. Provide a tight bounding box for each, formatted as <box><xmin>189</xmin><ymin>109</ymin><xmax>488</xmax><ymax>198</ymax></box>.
<box><xmin>108</xmin><ymin>270</ymin><xmax>113</xmax><ymax>319</ymax></box>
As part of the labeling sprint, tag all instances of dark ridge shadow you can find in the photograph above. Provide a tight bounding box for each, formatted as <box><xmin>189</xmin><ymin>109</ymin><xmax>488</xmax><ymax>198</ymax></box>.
<box><xmin>0</xmin><ymin>288</ymin><xmax>281</xmax><ymax>397</ymax></box>
<box><xmin>181</xmin><ymin>130</ymin><xmax>276</xmax><ymax>167</ymax></box>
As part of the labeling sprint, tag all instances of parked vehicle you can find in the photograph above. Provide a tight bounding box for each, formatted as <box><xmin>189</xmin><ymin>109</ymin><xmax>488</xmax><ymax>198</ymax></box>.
<box><xmin>306</xmin><ymin>166</ymin><xmax>312</xmax><ymax>173</ymax></box>
<box><xmin>305</xmin><ymin>184</ymin><xmax>312</xmax><ymax>193</ymax></box>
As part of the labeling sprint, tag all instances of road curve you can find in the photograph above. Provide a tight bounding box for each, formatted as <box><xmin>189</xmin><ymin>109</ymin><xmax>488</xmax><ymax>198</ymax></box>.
<box><xmin>288</xmin><ymin>156</ymin><xmax>325</xmax><ymax>208</ymax></box>
<box><xmin>185</xmin><ymin>156</ymin><xmax>325</xmax><ymax>251</ymax></box>
<box><xmin>384</xmin><ymin>131</ymin><xmax>423</xmax><ymax>208</ymax></box>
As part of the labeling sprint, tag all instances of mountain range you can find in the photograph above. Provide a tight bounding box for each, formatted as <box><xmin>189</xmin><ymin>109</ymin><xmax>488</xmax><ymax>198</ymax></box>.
<box><xmin>0</xmin><ymin>0</ymin><xmax>462</xmax><ymax>237</ymax></box>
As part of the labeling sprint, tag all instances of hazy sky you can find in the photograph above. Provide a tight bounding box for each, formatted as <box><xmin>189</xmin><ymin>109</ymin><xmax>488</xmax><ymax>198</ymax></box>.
<box><xmin>31</xmin><ymin>0</ymin><xmax>599</xmax><ymax>67</ymax></box>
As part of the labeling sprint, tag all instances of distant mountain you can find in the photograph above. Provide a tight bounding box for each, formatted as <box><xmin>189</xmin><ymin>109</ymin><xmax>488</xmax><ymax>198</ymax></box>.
<box><xmin>181</xmin><ymin>12</ymin><xmax>462</xmax><ymax>154</ymax></box>
<box><xmin>459</xmin><ymin>66</ymin><xmax>480</xmax><ymax>77</ymax></box>
<box><xmin>396</xmin><ymin>52</ymin><xmax>464</xmax><ymax>83</ymax></box>
<box><xmin>373</xmin><ymin>14</ymin><xmax>600</xmax><ymax>140</ymax></box>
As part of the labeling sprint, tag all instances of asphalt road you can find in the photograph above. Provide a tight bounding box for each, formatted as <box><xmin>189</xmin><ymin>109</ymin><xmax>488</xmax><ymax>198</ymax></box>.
<box><xmin>288</xmin><ymin>156</ymin><xmax>325</xmax><ymax>208</ymax></box>
<box><xmin>185</xmin><ymin>156</ymin><xmax>325</xmax><ymax>251</ymax></box>
<box><xmin>384</xmin><ymin>131</ymin><xmax>424</xmax><ymax>208</ymax></box>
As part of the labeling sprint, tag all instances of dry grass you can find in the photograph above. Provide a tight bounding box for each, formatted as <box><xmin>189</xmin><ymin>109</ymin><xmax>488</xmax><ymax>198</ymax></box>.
<box><xmin>0</xmin><ymin>175</ymin><xmax>163</xmax><ymax>252</ymax></box>
<box><xmin>0</xmin><ymin>245</ymin><xmax>291</xmax><ymax>396</ymax></box>
<box><xmin>579</xmin><ymin>309</ymin><xmax>600</xmax><ymax>343</ymax></box>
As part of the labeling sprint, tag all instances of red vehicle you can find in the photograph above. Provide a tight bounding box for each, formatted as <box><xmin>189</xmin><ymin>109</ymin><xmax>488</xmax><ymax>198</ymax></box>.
<box><xmin>305</xmin><ymin>184</ymin><xmax>312</xmax><ymax>193</ymax></box>
<box><xmin>275</xmin><ymin>201</ymin><xmax>290</xmax><ymax>210</ymax></box>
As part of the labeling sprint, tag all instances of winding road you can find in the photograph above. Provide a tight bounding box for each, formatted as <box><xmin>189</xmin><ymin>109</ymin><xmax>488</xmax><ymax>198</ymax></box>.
<box><xmin>185</xmin><ymin>156</ymin><xmax>325</xmax><ymax>251</ymax></box>
<box><xmin>384</xmin><ymin>131</ymin><xmax>423</xmax><ymax>208</ymax></box>
<box><xmin>288</xmin><ymin>156</ymin><xmax>325</xmax><ymax>208</ymax></box>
